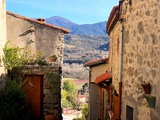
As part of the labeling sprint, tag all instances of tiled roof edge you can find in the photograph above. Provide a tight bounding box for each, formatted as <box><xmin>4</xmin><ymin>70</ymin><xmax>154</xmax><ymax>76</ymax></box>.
<box><xmin>106</xmin><ymin>6</ymin><xmax>119</xmax><ymax>34</ymax></box>
<box><xmin>84</xmin><ymin>58</ymin><xmax>109</xmax><ymax>67</ymax></box>
<box><xmin>7</xmin><ymin>11</ymin><xmax>70</xmax><ymax>34</ymax></box>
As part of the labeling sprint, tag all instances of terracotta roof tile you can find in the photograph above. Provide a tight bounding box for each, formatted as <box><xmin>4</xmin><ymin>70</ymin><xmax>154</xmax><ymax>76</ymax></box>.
<box><xmin>95</xmin><ymin>72</ymin><xmax>112</xmax><ymax>84</ymax></box>
<box><xmin>84</xmin><ymin>58</ymin><xmax>108</xmax><ymax>67</ymax></box>
<box><xmin>7</xmin><ymin>11</ymin><xmax>70</xmax><ymax>34</ymax></box>
<box><xmin>106</xmin><ymin>5</ymin><xmax>119</xmax><ymax>34</ymax></box>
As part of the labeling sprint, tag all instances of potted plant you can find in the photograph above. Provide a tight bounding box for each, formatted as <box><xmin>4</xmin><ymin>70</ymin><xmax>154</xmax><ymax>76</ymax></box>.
<box><xmin>49</xmin><ymin>54</ymin><xmax>57</xmax><ymax>62</ymax></box>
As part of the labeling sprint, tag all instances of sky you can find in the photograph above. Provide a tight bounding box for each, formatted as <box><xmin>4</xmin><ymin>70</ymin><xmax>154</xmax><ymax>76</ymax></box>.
<box><xmin>6</xmin><ymin>0</ymin><xmax>119</xmax><ymax>24</ymax></box>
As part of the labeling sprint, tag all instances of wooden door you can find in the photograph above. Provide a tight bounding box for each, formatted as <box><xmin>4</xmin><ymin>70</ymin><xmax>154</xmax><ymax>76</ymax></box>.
<box><xmin>89</xmin><ymin>83</ymin><xmax>100</xmax><ymax>120</ymax></box>
<box><xmin>100</xmin><ymin>88</ymin><xmax>107</xmax><ymax>120</ymax></box>
<box><xmin>23</xmin><ymin>75</ymin><xmax>43</xmax><ymax>120</ymax></box>
<box><xmin>113</xmin><ymin>95</ymin><xmax>120</xmax><ymax>120</ymax></box>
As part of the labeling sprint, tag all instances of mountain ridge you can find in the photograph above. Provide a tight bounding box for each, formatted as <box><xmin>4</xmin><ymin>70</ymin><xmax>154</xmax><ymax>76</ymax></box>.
<box><xmin>45</xmin><ymin>16</ymin><xmax>107</xmax><ymax>35</ymax></box>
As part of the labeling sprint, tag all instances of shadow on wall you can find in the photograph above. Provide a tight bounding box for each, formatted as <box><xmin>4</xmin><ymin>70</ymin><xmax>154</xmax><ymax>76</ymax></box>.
<box><xmin>19</xmin><ymin>30</ymin><xmax>31</xmax><ymax>37</ymax></box>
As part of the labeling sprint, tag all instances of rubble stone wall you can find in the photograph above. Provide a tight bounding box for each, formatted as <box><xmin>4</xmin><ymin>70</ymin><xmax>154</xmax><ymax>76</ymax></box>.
<box><xmin>108</xmin><ymin>22</ymin><xmax>121</xmax><ymax>94</ymax></box>
<box><xmin>16</xmin><ymin>65</ymin><xmax>62</xmax><ymax>119</ymax></box>
<box><xmin>121</xmin><ymin>0</ymin><xmax>160</xmax><ymax>119</ymax></box>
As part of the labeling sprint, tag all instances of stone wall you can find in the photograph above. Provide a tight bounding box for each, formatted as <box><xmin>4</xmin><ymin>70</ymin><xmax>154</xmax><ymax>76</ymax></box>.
<box><xmin>121</xmin><ymin>0</ymin><xmax>160</xmax><ymax>119</ymax></box>
<box><xmin>0</xmin><ymin>0</ymin><xmax>7</xmax><ymax>90</ymax></box>
<box><xmin>6</xmin><ymin>13</ymin><xmax>65</xmax><ymax>64</ymax></box>
<box><xmin>108</xmin><ymin>22</ymin><xmax>121</xmax><ymax>94</ymax></box>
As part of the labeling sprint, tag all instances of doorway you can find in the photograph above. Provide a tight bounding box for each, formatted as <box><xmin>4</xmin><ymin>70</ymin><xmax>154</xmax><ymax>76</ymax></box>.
<box><xmin>23</xmin><ymin>75</ymin><xmax>43</xmax><ymax>120</ymax></box>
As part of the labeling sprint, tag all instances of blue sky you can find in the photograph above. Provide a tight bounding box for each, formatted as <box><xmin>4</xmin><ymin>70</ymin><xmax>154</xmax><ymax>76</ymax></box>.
<box><xmin>6</xmin><ymin>0</ymin><xmax>119</xmax><ymax>24</ymax></box>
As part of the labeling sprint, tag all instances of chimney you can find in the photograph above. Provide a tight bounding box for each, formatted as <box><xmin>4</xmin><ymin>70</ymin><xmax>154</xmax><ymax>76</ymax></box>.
<box><xmin>36</xmin><ymin>18</ymin><xmax>45</xmax><ymax>23</ymax></box>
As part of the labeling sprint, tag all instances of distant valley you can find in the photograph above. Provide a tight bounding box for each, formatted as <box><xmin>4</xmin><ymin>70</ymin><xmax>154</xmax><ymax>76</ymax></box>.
<box><xmin>45</xmin><ymin>15</ymin><xmax>109</xmax><ymax>63</ymax></box>
<box><xmin>45</xmin><ymin>16</ymin><xmax>109</xmax><ymax>79</ymax></box>
<box><xmin>64</xmin><ymin>34</ymin><xmax>109</xmax><ymax>64</ymax></box>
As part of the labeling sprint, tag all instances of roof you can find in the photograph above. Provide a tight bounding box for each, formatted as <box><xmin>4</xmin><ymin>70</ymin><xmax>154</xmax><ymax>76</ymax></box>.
<box><xmin>84</xmin><ymin>58</ymin><xmax>108</xmax><ymax>67</ymax></box>
<box><xmin>106</xmin><ymin>5</ymin><xmax>119</xmax><ymax>35</ymax></box>
<box><xmin>95</xmin><ymin>72</ymin><xmax>112</xmax><ymax>84</ymax></box>
<box><xmin>7</xmin><ymin>11</ymin><xmax>70</xmax><ymax>34</ymax></box>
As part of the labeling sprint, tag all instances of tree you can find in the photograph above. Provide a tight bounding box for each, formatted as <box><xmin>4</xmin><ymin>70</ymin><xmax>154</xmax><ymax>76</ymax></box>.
<box><xmin>62</xmin><ymin>80</ymin><xmax>77</xmax><ymax>108</ymax></box>
<box><xmin>62</xmin><ymin>80</ymin><xmax>76</xmax><ymax>94</ymax></box>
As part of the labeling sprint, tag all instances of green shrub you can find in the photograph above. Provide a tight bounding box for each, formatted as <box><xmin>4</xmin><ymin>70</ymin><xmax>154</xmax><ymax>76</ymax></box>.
<box><xmin>73</xmin><ymin>104</ymin><xmax>88</xmax><ymax>120</ymax></box>
<box><xmin>3</xmin><ymin>42</ymin><xmax>24</xmax><ymax>70</ymax></box>
<box><xmin>62</xmin><ymin>80</ymin><xmax>77</xmax><ymax>108</ymax></box>
<box><xmin>0</xmin><ymin>79</ymin><xmax>29</xmax><ymax>120</ymax></box>
<box><xmin>3</xmin><ymin>42</ymin><xmax>48</xmax><ymax>70</ymax></box>
<box><xmin>81</xmin><ymin>104</ymin><xmax>88</xmax><ymax>119</ymax></box>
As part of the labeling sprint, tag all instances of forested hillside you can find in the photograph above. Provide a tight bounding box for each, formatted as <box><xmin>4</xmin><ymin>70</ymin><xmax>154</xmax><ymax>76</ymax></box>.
<box><xmin>64</xmin><ymin>34</ymin><xmax>109</xmax><ymax>64</ymax></box>
<box><xmin>45</xmin><ymin>16</ymin><xmax>109</xmax><ymax>79</ymax></box>
<box><xmin>63</xmin><ymin>34</ymin><xmax>109</xmax><ymax>79</ymax></box>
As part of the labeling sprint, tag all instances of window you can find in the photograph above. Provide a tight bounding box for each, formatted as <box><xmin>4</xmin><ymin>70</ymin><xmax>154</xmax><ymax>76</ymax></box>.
<box><xmin>126</xmin><ymin>105</ymin><xmax>133</xmax><ymax>120</ymax></box>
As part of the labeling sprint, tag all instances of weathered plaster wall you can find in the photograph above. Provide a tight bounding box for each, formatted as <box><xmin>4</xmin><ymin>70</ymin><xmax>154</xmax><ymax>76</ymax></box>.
<box><xmin>6</xmin><ymin>14</ymin><xmax>64</xmax><ymax>64</ymax></box>
<box><xmin>0</xmin><ymin>0</ymin><xmax>7</xmax><ymax>90</ymax></box>
<box><xmin>90</xmin><ymin>63</ymin><xmax>108</xmax><ymax>82</ymax></box>
<box><xmin>121</xmin><ymin>0</ymin><xmax>160</xmax><ymax>119</ymax></box>
<box><xmin>108</xmin><ymin>22</ymin><xmax>121</xmax><ymax>94</ymax></box>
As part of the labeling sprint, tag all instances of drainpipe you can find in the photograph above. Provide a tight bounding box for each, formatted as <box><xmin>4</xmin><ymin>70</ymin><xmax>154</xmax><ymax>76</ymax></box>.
<box><xmin>119</xmin><ymin>0</ymin><xmax>124</xmax><ymax>81</ymax></box>
<box><xmin>119</xmin><ymin>24</ymin><xmax>124</xmax><ymax>120</ymax></box>
<box><xmin>118</xmin><ymin>1</ymin><xmax>124</xmax><ymax>119</ymax></box>
<box><xmin>119</xmin><ymin>22</ymin><xmax>124</xmax><ymax>83</ymax></box>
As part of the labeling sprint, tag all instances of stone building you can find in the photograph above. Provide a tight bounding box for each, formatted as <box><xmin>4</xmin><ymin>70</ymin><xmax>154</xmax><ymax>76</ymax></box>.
<box><xmin>106</xmin><ymin>5</ymin><xmax>122</xmax><ymax>120</ymax></box>
<box><xmin>0</xmin><ymin>0</ymin><xmax>7</xmax><ymax>90</ymax></box>
<box><xmin>107</xmin><ymin>0</ymin><xmax>160</xmax><ymax>120</ymax></box>
<box><xmin>6</xmin><ymin>11</ymin><xmax>70</xmax><ymax>119</ymax></box>
<box><xmin>6</xmin><ymin>11</ymin><xmax>69</xmax><ymax>64</ymax></box>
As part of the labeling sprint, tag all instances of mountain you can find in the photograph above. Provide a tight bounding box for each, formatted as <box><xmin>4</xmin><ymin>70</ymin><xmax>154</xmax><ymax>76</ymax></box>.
<box><xmin>64</xmin><ymin>34</ymin><xmax>109</xmax><ymax>64</ymax></box>
<box><xmin>45</xmin><ymin>16</ymin><xmax>109</xmax><ymax>79</ymax></box>
<box><xmin>45</xmin><ymin>16</ymin><xmax>77</xmax><ymax>31</ymax></box>
<box><xmin>45</xmin><ymin>16</ymin><xmax>106</xmax><ymax>35</ymax></box>
<box><xmin>71</xmin><ymin>22</ymin><xmax>106</xmax><ymax>35</ymax></box>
